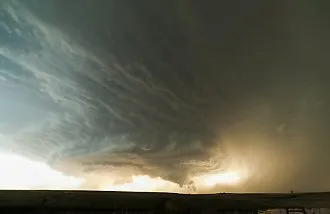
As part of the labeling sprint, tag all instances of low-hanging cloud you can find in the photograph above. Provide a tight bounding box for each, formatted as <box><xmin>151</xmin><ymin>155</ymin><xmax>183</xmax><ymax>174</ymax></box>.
<box><xmin>1</xmin><ymin>0</ymin><xmax>330</xmax><ymax>192</ymax></box>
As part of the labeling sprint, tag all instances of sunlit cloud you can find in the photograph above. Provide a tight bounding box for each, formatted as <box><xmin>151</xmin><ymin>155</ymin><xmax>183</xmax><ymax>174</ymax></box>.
<box><xmin>0</xmin><ymin>152</ymin><xmax>250</xmax><ymax>193</ymax></box>
<box><xmin>191</xmin><ymin>168</ymin><xmax>249</xmax><ymax>192</ymax></box>
<box><xmin>192</xmin><ymin>171</ymin><xmax>240</xmax><ymax>188</ymax></box>
<box><xmin>101</xmin><ymin>175</ymin><xmax>182</xmax><ymax>193</ymax></box>
<box><xmin>200</xmin><ymin>171</ymin><xmax>241</xmax><ymax>187</ymax></box>
<box><xmin>0</xmin><ymin>151</ymin><xmax>251</xmax><ymax>192</ymax></box>
<box><xmin>0</xmin><ymin>153</ymin><xmax>83</xmax><ymax>190</ymax></box>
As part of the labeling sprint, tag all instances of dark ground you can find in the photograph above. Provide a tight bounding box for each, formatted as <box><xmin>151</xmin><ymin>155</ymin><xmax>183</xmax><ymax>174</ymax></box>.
<box><xmin>0</xmin><ymin>190</ymin><xmax>329</xmax><ymax>213</ymax></box>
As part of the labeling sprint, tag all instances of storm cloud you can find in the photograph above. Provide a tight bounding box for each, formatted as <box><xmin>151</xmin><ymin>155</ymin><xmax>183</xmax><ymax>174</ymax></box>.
<box><xmin>1</xmin><ymin>0</ymin><xmax>330</xmax><ymax>192</ymax></box>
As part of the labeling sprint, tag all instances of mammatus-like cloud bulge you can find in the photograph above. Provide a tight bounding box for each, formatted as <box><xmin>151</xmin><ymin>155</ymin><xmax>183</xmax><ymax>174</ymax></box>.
<box><xmin>1</xmin><ymin>0</ymin><xmax>330</xmax><ymax>192</ymax></box>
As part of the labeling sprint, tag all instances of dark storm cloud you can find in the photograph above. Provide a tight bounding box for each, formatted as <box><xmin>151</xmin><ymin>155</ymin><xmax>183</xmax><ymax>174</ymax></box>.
<box><xmin>1</xmin><ymin>0</ymin><xmax>330</xmax><ymax>191</ymax></box>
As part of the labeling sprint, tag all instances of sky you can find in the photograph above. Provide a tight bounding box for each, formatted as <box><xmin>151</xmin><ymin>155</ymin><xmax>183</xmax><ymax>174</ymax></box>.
<box><xmin>0</xmin><ymin>0</ymin><xmax>330</xmax><ymax>193</ymax></box>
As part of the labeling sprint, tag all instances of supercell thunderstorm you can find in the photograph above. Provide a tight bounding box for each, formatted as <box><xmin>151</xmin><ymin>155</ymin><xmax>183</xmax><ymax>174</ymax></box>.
<box><xmin>1</xmin><ymin>0</ymin><xmax>330</xmax><ymax>192</ymax></box>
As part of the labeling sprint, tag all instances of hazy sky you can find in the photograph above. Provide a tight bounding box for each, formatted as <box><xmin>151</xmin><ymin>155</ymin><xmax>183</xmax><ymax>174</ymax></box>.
<box><xmin>1</xmin><ymin>0</ymin><xmax>330</xmax><ymax>193</ymax></box>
